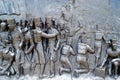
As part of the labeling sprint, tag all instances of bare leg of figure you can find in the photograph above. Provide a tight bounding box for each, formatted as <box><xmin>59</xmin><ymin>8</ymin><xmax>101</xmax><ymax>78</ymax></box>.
<box><xmin>83</xmin><ymin>62</ymin><xmax>89</xmax><ymax>69</ymax></box>
<box><xmin>20</xmin><ymin>64</ymin><xmax>24</xmax><ymax>76</ymax></box>
<box><xmin>74</xmin><ymin>60</ymin><xmax>81</xmax><ymax>77</ymax></box>
<box><xmin>77</xmin><ymin>62</ymin><xmax>81</xmax><ymax>69</ymax></box>
<box><xmin>39</xmin><ymin>64</ymin><xmax>45</xmax><ymax>78</ymax></box>
<box><xmin>59</xmin><ymin>61</ymin><xmax>65</xmax><ymax>75</ymax></box>
<box><xmin>114</xmin><ymin>62</ymin><xmax>119</xmax><ymax>78</ymax></box>
<box><xmin>74</xmin><ymin>61</ymin><xmax>89</xmax><ymax>75</ymax></box>
<box><xmin>74</xmin><ymin>62</ymin><xmax>82</xmax><ymax>77</ymax></box>
<box><xmin>82</xmin><ymin>62</ymin><xmax>89</xmax><ymax>72</ymax></box>
<box><xmin>15</xmin><ymin>61</ymin><xmax>20</xmax><ymax>78</ymax></box>
<box><xmin>96</xmin><ymin>48</ymin><xmax>101</xmax><ymax>67</ymax></box>
<box><xmin>60</xmin><ymin>67</ymin><xmax>71</xmax><ymax>73</ymax></box>
<box><xmin>0</xmin><ymin>71</ymin><xmax>10</xmax><ymax>76</ymax></box>
<box><xmin>50</xmin><ymin>60</ymin><xmax>55</xmax><ymax>78</ymax></box>
<box><xmin>64</xmin><ymin>60</ymin><xmax>71</xmax><ymax>72</ymax></box>
<box><xmin>60</xmin><ymin>61</ymin><xmax>71</xmax><ymax>74</ymax></box>
<box><xmin>1</xmin><ymin>56</ymin><xmax>14</xmax><ymax>74</ymax></box>
<box><xmin>35</xmin><ymin>64</ymin><xmax>40</xmax><ymax>77</ymax></box>
<box><xmin>31</xmin><ymin>63</ymin><xmax>36</xmax><ymax>75</ymax></box>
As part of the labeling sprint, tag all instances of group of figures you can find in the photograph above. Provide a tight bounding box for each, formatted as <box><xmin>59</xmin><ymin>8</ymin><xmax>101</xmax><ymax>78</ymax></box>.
<box><xmin>0</xmin><ymin>16</ymin><xmax>120</xmax><ymax>79</ymax></box>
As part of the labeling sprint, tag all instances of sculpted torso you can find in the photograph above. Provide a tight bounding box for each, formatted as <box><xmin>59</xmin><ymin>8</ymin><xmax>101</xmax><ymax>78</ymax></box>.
<box><xmin>78</xmin><ymin>43</ymin><xmax>88</xmax><ymax>54</ymax></box>
<box><xmin>11</xmin><ymin>31</ymin><xmax>22</xmax><ymax>49</ymax></box>
<box><xmin>48</xmin><ymin>28</ymin><xmax>58</xmax><ymax>47</ymax></box>
<box><xmin>95</xmin><ymin>31</ymin><xmax>103</xmax><ymax>41</ymax></box>
<box><xmin>33</xmin><ymin>30</ymin><xmax>42</xmax><ymax>43</ymax></box>
<box><xmin>107</xmin><ymin>48</ymin><xmax>120</xmax><ymax>58</ymax></box>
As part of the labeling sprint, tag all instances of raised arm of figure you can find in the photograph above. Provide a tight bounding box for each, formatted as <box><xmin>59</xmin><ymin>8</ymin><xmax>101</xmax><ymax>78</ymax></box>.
<box><xmin>87</xmin><ymin>45</ymin><xmax>94</xmax><ymax>53</ymax></box>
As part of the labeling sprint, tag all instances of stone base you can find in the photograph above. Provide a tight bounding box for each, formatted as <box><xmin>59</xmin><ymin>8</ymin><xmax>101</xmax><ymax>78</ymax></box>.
<box><xmin>94</xmin><ymin>68</ymin><xmax>105</xmax><ymax>78</ymax></box>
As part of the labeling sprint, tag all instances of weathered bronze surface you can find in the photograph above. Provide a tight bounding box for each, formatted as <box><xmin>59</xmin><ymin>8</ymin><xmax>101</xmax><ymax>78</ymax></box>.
<box><xmin>0</xmin><ymin>0</ymin><xmax>120</xmax><ymax>80</ymax></box>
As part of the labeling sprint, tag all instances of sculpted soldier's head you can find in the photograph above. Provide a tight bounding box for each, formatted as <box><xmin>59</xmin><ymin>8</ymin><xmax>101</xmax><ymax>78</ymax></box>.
<box><xmin>96</xmin><ymin>25</ymin><xmax>98</xmax><ymax>30</ymax></box>
<box><xmin>111</xmin><ymin>39</ymin><xmax>117</xmax><ymax>50</ymax></box>
<box><xmin>0</xmin><ymin>21</ymin><xmax>7</xmax><ymax>31</ymax></box>
<box><xmin>34</xmin><ymin>18</ymin><xmax>42</xmax><ymax>28</ymax></box>
<box><xmin>7</xmin><ymin>19</ymin><xmax>16</xmax><ymax>31</ymax></box>
<box><xmin>65</xmin><ymin>5</ymin><xmax>71</xmax><ymax>11</ymax></box>
<box><xmin>28</xmin><ymin>19</ymin><xmax>34</xmax><ymax>30</ymax></box>
<box><xmin>66</xmin><ymin>37</ymin><xmax>73</xmax><ymax>45</ymax></box>
<box><xmin>78</xmin><ymin>36</ymin><xmax>82</xmax><ymax>43</ymax></box>
<box><xmin>96</xmin><ymin>25</ymin><xmax>102</xmax><ymax>32</ymax></box>
<box><xmin>80</xmin><ymin>32</ymin><xmax>87</xmax><ymax>43</ymax></box>
<box><xmin>46</xmin><ymin>16</ymin><xmax>52</xmax><ymax>29</ymax></box>
<box><xmin>59</xmin><ymin>20</ymin><xmax>65</xmax><ymax>30</ymax></box>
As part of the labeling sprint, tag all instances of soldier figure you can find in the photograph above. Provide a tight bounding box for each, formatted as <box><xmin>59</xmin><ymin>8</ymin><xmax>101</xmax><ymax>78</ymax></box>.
<box><xmin>58</xmin><ymin>20</ymin><xmax>68</xmax><ymax>46</ymax></box>
<box><xmin>94</xmin><ymin>25</ymin><xmax>105</xmax><ymax>67</ymax></box>
<box><xmin>111</xmin><ymin>58</ymin><xmax>120</xmax><ymax>78</ymax></box>
<box><xmin>0</xmin><ymin>21</ymin><xmax>15</xmax><ymax>76</ymax></box>
<box><xmin>46</xmin><ymin>16</ymin><xmax>59</xmax><ymax>78</ymax></box>
<box><xmin>32</xmin><ymin>18</ymin><xmax>60</xmax><ymax>78</ymax></box>
<box><xmin>56</xmin><ymin>20</ymin><xmax>75</xmax><ymax>75</ymax></box>
<box><xmin>59</xmin><ymin>40</ymin><xmax>75</xmax><ymax>75</ymax></box>
<box><xmin>22</xmin><ymin>21</ymin><xmax>35</xmax><ymax>75</ymax></box>
<box><xmin>74</xmin><ymin>36</ymin><xmax>94</xmax><ymax>76</ymax></box>
<box><xmin>7</xmin><ymin>19</ymin><xmax>24</xmax><ymax>77</ymax></box>
<box><xmin>61</xmin><ymin>5</ymin><xmax>73</xmax><ymax>29</ymax></box>
<box><xmin>100</xmin><ymin>39</ymin><xmax>120</xmax><ymax>78</ymax></box>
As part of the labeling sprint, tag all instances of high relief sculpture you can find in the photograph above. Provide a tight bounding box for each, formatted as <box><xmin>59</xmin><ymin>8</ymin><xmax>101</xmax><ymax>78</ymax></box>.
<box><xmin>32</xmin><ymin>18</ymin><xmax>60</xmax><ymax>78</ymax></box>
<box><xmin>94</xmin><ymin>25</ymin><xmax>106</xmax><ymax>67</ymax></box>
<box><xmin>22</xmin><ymin>20</ymin><xmax>35</xmax><ymax>75</ymax></box>
<box><xmin>59</xmin><ymin>37</ymin><xmax>75</xmax><ymax>75</ymax></box>
<box><xmin>74</xmin><ymin>36</ymin><xmax>94</xmax><ymax>77</ymax></box>
<box><xmin>46</xmin><ymin>16</ymin><xmax>60</xmax><ymax>78</ymax></box>
<box><xmin>100</xmin><ymin>39</ymin><xmax>120</xmax><ymax>78</ymax></box>
<box><xmin>0</xmin><ymin>21</ymin><xmax>15</xmax><ymax>76</ymax></box>
<box><xmin>0</xmin><ymin>0</ymin><xmax>120</xmax><ymax>80</ymax></box>
<box><xmin>7</xmin><ymin>19</ymin><xmax>24</xmax><ymax>77</ymax></box>
<box><xmin>0</xmin><ymin>17</ymin><xmax>120</xmax><ymax>80</ymax></box>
